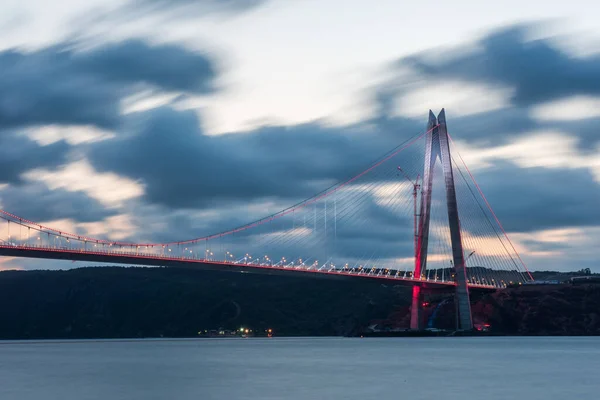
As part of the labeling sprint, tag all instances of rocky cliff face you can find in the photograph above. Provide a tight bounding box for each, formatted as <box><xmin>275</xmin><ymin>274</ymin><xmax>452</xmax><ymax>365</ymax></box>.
<box><xmin>472</xmin><ymin>284</ymin><xmax>600</xmax><ymax>335</ymax></box>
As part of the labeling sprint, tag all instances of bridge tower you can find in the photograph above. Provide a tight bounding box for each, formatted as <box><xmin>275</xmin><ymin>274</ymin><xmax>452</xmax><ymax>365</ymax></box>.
<box><xmin>410</xmin><ymin>109</ymin><xmax>473</xmax><ymax>331</ymax></box>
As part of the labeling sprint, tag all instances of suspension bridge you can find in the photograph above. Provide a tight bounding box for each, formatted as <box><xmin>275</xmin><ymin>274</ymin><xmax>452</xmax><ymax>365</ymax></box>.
<box><xmin>0</xmin><ymin>109</ymin><xmax>533</xmax><ymax>330</ymax></box>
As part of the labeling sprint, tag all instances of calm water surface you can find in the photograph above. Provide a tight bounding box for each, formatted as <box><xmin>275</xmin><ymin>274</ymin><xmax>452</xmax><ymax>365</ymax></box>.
<box><xmin>0</xmin><ymin>337</ymin><xmax>598</xmax><ymax>399</ymax></box>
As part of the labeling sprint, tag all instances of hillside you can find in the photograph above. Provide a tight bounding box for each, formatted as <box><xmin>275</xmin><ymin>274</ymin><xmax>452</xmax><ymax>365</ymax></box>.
<box><xmin>472</xmin><ymin>283</ymin><xmax>600</xmax><ymax>335</ymax></box>
<box><xmin>0</xmin><ymin>267</ymin><xmax>408</xmax><ymax>339</ymax></box>
<box><xmin>1</xmin><ymin>267</ymin><xmax>599</xmax><ymax>339</ymax></box>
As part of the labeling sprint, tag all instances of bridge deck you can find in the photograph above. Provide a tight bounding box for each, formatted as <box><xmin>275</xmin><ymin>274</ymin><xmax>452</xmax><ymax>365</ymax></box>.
<box><xmin>0</xmin><ymin>245</ymin><xmax>498</xmax><ymax>290</ymax></box>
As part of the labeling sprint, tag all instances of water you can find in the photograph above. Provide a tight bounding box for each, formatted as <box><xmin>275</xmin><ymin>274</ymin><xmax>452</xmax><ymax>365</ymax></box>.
<box><xmin>1</xmin><ymin>337</ymin><xmax>598</xmax><ymax>399</ymax></box>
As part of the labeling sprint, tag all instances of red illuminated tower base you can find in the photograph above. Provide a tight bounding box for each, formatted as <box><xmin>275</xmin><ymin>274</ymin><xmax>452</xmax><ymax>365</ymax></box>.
<box><xmin>410</xmin><ymin>109</ymin><xmax>473</xmax><ymax>331</ymax></box>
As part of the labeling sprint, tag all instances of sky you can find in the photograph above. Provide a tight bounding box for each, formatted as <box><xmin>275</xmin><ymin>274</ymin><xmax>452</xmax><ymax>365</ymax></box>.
<box><xmin>1</xmin><ymin>0</ymin><xmax>599</xmax><ymax>272</ymax></box>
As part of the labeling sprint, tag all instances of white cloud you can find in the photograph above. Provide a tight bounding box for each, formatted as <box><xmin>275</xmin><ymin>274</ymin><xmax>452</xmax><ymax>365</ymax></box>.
<box><xmin>451</xmin><ymin>130</ymin><xmax>600</xmax><ymax>181</ymax></box>
<box><xmin>26</xmin><ymin>125</ymin><xmax>114</xmax><ymax>146</ymax></box>
<box><xmin>531</xmin><ymin>96</ymin><xmax>600</xmax><ymax>122</ymax></box>
<box><xmin>23</xmin><ymin>159</ymin><xmax>144</xmax><ymax>207</ymax></box>
<box><xmin>37</xmin><ymin>214</ymin><xmax>136</xmax><ymax>242</ymax></box>
<box><xmin>511</xmin><ymin>226</ymin><xmax>600</xmax><ymax>271</ymax></box>
<box><xmin>78</xmin><ymin>214</ymin><xmax>137</xmax><ymax>241</ymax></box>
<box><xmin>121</xmin><ymin>91</ymin><xmax>181</xmax><ymax>115</ymax></box>
<box><xmin>394</xmin><ymin>81</ymin><xmax>514</xmax><ymax>119</ymax></box>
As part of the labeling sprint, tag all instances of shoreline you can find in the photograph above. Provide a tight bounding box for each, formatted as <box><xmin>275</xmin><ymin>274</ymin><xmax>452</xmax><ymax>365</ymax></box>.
<box><xmin>2</xmin><ymin>333</ymin><xmax>600</xmax><ymax>343</ymax></box>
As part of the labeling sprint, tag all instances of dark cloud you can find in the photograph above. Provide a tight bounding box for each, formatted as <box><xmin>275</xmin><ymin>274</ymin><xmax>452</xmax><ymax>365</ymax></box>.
<box><xmin>550</xmin><ymin>116</ymin><xmax>600</xmax><ymax>151</ymax></box>
<box><xmin>0</xmin><ymin>132</ymin><xmax>69</xmax><ymax>184</ymax></box>
<box><xmin>77</xmin><ymin>40</ymin><xmax>216</xmax><ymax>94</ymax></box>
<box><xmin>442</xmin><ymin>105</ymin><xmax>600</xmax><ymax>156</ymax></box>
<box><xmin>0</xmin><ymin>46</ymin><xmax>119</xmax><ymax>129</ymax></box>
<box><xmin>127</xmin><ymin>192</ymin><xmax>420</xmax><ymax>265</ymax></box>
<box><xmin>0</xmin><ymin>183</ymin><xmax>116</xmax><ymax>223</ymax></box>
<box><xmin>449</xmin><ymin>107</ymin><xmax>537</xmax><ymax>146</ymax></box>
<box><xmin>371</xmin><ymin>23</ymin><xmax>600</xmax><ymax>151</ymax></box>
<box><xmin>400</xmin><ymin>24</ymin><xmax>600</xmax><ymax>107</ymax></box>
<box><xmin>126</xmin><ymin>200</ymin><xmax>290</xmax><ymax>243</ymax></box>
<box><xmin>457</xmin><ymin>161</ymin><xmax>600</xmax><ymax>233</ymax></box>
<box><xmin>83</xmin><ymin>99</ymin><xmax>600</xmax><ymax>245</ymax></box>
<box><xmin>1</xmin><ymin>20</ymin><xmax>599</xmax><ymax>273</ymax></box>
<box><xmin>0</xmin><ymin>40</ymin><xmax>217</xmax><ymax>130</ymax></box>
<box><xmin>87</xmin><ymin>106</ymin><xmax>423</xmax><ymax>209</ymax></box>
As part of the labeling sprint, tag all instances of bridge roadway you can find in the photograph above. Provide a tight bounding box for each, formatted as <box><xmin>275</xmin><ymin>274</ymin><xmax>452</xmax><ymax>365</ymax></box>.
<box><xmin>0</xmin><ymin>244</ymin><xmax>498</xmax><ymax>291</ymax></box>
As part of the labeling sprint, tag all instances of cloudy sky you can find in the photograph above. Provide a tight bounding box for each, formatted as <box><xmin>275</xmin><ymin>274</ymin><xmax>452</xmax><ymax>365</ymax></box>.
<box><xmin>1</xmin><ymin>0</ymin><xmax>599</xmax><ymax>272</ymax></box>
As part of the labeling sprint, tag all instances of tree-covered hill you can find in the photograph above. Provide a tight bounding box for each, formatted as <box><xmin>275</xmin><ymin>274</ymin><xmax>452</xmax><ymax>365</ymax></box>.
<box><xmin>1</xmin><ymin>266</ymin><xmax>599</xmax><ymax>339</ymax></box>
<box><xmin>0</xmin><ymin>267</ymin><xmax>408</xmax><ymax>339</ymax></box>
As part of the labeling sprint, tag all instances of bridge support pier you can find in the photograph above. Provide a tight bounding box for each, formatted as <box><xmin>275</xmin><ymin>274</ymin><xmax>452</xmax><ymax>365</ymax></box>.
<box><xmin>410</xmin><ymin>285</ymin><xmax>422</xmax><ymax>330</ymax></box>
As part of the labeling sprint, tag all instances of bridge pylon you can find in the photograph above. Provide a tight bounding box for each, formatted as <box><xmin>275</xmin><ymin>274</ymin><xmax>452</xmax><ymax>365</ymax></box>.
<box><xmin>410</xmin><ymin>109</ymin><xmax>473</xmax><ymax>331</ymax></box>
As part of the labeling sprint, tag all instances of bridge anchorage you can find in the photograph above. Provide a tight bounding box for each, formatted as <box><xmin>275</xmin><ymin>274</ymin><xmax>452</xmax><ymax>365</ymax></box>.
<box><xmin>0</xmin><ymin>109</ymin><xmax>533</xmax><ymax>331</ymax></box>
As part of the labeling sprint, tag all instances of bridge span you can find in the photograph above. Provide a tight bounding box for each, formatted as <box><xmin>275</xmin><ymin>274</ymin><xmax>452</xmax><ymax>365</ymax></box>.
<box><xmin>0</xmin><ymin>244</ymin><xmax>497</xmax><ymax>291</ymax></box>
<box><xmin>0</xmin><ymin>110</ymin><xmax>531</xmax><ymax>330</ymax></box>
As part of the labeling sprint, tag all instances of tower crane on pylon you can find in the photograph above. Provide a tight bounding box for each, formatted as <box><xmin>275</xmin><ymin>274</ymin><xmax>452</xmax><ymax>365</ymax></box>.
<box><xmin>397</xmin><ymin>166</ymin><xmax>421</xmax><ymax>276</ymax></box>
